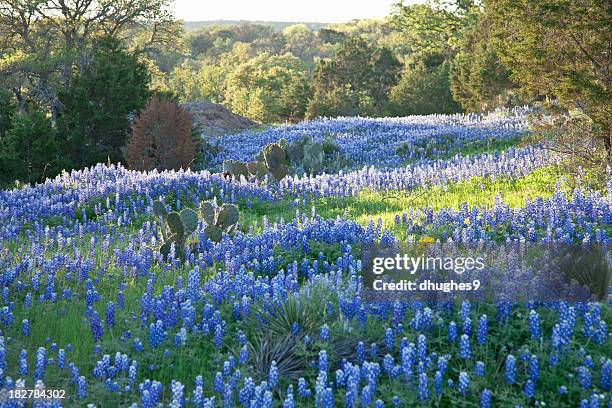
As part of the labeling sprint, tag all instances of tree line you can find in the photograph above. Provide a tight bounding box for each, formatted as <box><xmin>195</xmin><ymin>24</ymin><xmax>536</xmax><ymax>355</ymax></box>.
<box><xmin>0</xmin><ymin>0</ymin><xmax>609</xmax><ymax>186</ymax></box>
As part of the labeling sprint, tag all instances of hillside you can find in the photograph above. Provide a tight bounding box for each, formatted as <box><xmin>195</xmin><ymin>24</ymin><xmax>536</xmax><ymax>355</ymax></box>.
<box><xmin>183</xmin><ymin>20</ymin><xmax>328</xmax><ymax>32</ymax></box>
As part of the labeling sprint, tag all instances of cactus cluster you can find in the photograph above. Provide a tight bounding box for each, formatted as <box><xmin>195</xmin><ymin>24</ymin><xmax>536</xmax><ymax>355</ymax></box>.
<box><xmin>222</xmin><ymin>135</ymin><xmax>339</xmax><ymax>181</ymax></box>
<box><xmin>200</xmin><ymin>200</ymin><xmax>239</xmax><ymax>243</ymax></box>
<box><xmin>223</xmin><ymin>140</ymin><xmax>289</xmax><ymax>181</ymax></box>
<box><xmin>152</xmin><ymin>199</ymin><xmax>240</xmax><ymax>258</ymax></box>
<box><xmin>153</xmin><ymin>200</ymin><xmax>199</xmax><ymax>259</ymax></box>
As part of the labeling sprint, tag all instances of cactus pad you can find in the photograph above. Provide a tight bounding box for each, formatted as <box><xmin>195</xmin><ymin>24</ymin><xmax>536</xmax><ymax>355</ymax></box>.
<box><xmin>199</xmin><ymin>201</ymin><xmax>215</xmax><ymax>224</ymax></box>
<box><xmin>165</xmin><ymin>212</ymin><xmax>184</xmax><ymax>239</ymax></box>
<box><xmin>180</xmin><ymin>209</ymin><xmax>198</xmax><ymax>235</ymax></box>
<box><xmin>216</xmin><ymin>204</ymin><xmax>239</xmax><ymax>228</ymax></box>
<box><xmin>204</xmin><ymin>224</ymin><xmax>222</xmax><ymax>243</ymax></box>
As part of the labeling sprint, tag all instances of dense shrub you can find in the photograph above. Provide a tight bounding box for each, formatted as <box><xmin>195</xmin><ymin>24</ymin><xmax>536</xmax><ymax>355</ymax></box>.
<box><xmin>388</xmin><ymin>57</ymin><xmax>462</xmax><ymax>116</ymax></box>
<box><xmin>0</xmin><ymin>109</ymin><xmax>67</xmax><ymax>186</ymax></box>
<box><xmin>126</xmin><ymin>97</ymin><xmax>195</xmax><ymax>171</ymax></box>
<box><xmin>58</xmin><ymin>37</ymin><xmax>151</xmax><ymax>169</ymax></box>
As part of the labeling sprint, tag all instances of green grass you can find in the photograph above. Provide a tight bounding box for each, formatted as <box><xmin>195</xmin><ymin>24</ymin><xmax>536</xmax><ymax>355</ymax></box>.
<box><xmin>240</xmin><ymin>165</ymin><xmax>570</xmax><ymax>234</ymax></box>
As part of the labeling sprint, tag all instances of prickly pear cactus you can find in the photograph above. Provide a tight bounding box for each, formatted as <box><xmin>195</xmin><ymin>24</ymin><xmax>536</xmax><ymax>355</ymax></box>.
<box><xmin>200</xmin><ymin>201</ymin><xmax>215</xmax><ymax>225</ymax></box>
<box><xmin>180</xmin><ymin>209</ymin><xmax>198</xmax><ymax>236</ymax></box>
<box><xmin>154</xmin><ymin>199</ymin><xmax>201</xmax><ymax>261</ymax></box>
<box><xmin>303</xmin><ymin>142</ymin><xmax>325</xmax><ymax>174</ymax></box>
<box><xmin>247</xmin><ymin>161</ymin><xmax>268</xmax><ymax>179</ymax></box>
<box><xmin>199</xmin><ymin>200</ymin><xmax>240</xmax><ymax>243</ymax></box>
<box><xmin>263</xmin><ymin>143</ymin><xmax>289</xmax><ymax>181</ymax></box>
<box><xmin>223</xmin><ymin>160</ymin><xmax>249</xmax><ymax>180</ymax></box>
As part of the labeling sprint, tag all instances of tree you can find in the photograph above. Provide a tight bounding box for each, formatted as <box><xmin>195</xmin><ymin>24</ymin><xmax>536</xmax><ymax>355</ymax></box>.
<box><xmin>126</xmin><ymin>97</ymin><xmax>195</xmax><ymax>171</ymax></box>
<box><xmin>224</xmin><ymin>53</ymin><xmax>311</xmax><ymax>122</ymax></box>
<box><xmin>318</xmin><ymin>29</ymin><xmax>346</xmax><ymax>45</ymax></box>
<box><xmin>391</xmin><ymin>0</ymin><xmax>478</xmax><ymax>59</ymax></box>
<box><xmin>449</xmin><ymin>12</ymin><xmax>515</xmax><ymax>111</ymax></box>
<box><xmin>57</xmin><ymin>37</ymin><xmax>151</xmax><ymax>169</ymax></box>
<box><xmin>486</xmin><ymin>0</ymin><xmax>612</xmax><ymax>159</ymax></box>
<box><xmin>0</xmin><ymin>88</ymin><xmax>16</xmax><ymax>137</ymax></box>
<box><xmin>307</xmin><ymin>37</ymin><xmax>401</xmax><ymax>118</ymax></box>
<box><xmin>0</xmin><ymin>109</ymin><xmax>67</xmax><ymax>185</ymax></box>
<box><xmin>388</xmin><ymin>56</ymin><xmax>462</xmax><ymax>115</ymax></box>
<box><xmin>0</xmin><ymin>0</ymin><xmax>177</xmax><ymax>121</ymax></box>
<box><xmin>283</xmin><ymin>24</ymin><xmax>317</xmax><ymax>61</ymax></box>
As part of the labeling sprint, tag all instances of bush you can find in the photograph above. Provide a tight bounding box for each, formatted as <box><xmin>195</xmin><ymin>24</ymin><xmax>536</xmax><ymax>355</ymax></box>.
<box><xmin>0</xmin><ymin>109</ymin><xmax>68</xmax><ymax>185</ymax></box>
<box><xmin>388</xmin><ymin>57</ymin><xmax>462</xmax><ymax>116</ymax></box>
<box><xmin>126</xmin><ymin>97</ymin><xmax>195</xmax><ymax>171</ymax></box>
<box><xmin>58</xmin><ymin>36</ymin><xmax>151</xmax><ymax>169</ymax></box>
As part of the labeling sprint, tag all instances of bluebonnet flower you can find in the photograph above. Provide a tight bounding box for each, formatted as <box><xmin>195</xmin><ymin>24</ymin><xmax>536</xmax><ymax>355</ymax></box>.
<box><xmin>476</xmin><ymin>315</ymin><xmax>488</xmax><ymax>345</ymax></box>
<box><xmin>148</xmin><ymin>320</ymin><xmax>166</xmax><ymax>349</ymax></box>
<box><xmin>385</xmin><ymin>327</ymin><xmax>394</xmax><ymax>351</ymax></box>
<box><xmin>458</xmin><ymin>372</ymin><xmax>470</xmax><ymax>395</ymax></box>
<box><xmin>460</xmin><ymin>334</ymin><xmax>472</xmax><ymax>360</ymax></box>
<box><xmin>214</xmin><ymin>372</ymin><xmax>224</xmax><ymax>393</ymax></box>
<box><xmin>297</xmin><ymin>378</ymin><xmax>310</xmax><ymax>398</ymax></box>
<box><xmin>19</xmin><ymin>350</ymin><xmax>27</xmax><ymax>375</ymax></box>
<box><xmin>475</xmin><ymin>361</ymin><xmax>485</xmax><ymax>377</ymax></box>
<box><xmin>523</xmin><ymin>379</ymin><xmax>535</xmax><ymax>399</ymax></box>
<box><xmin>318</xmin><ymin>350</ymin><xmax>329</xmax><ymax>374</ymax></box>
<box><xmin>269</xmin><ymin>361</ymin><xmax>279</xmax><ymax>388</ymax></box>
<box><xmin>601</xmin><ymin>359</ymin><xmax>611</xmax><ymax>391</ymax></box>
<box><xmin>77</xmin><ymin>375</ymin><xmax>87</xmax><ymax>399</ymax></box>
<box><xmin>418</xmin><ymin>372</ymin><xmax>429</xmax><ymax>400</ymax></box>
<box><xmin>480</xmin><ymin>388</ymin><xmax>492</xmax><ymax>408</ymax></box>
<box><xmin>90</xmin><ymin>311</ymin><xmax>104</xmax><ymax>341</ymax></box>
<box><xmin>529</xmin><ymin>310</ymin><xmax>540</xmax><ymax>340</ymax></box>
<box><xmin>417</xmin><ymin>334</ymin><xmax>427</xmax><ymax>361</ymax></box>
<box><xmin>321</xmin><ymin>387</ymin><xmax>334</xmax><ymax>408</ymax></box>
<box><xmin>528</xmin><ymin>355</ymin><xmax>539</xmax><ymax>383</ymax></box>
<box><xmin>57</xmin><ymin>348</ymin><xmax>66</xmax><ymax>369</ymax></box>
<box><xmin>21</xmin><ymin>319</ymin><xmax>30</xmax><ymax>337</ymax></box>
<box><xmin>434</xmin><ymin>371</ymin><xmax>443</xmax><ymax>395</ymax></box>
<box><xmin>356</xmin><ymin>342</ymin><xmax>365</xmax><ymax>363</ymax></box>
<box><xmin>105</xmin><ymin>301</ymin><xmax>115</xmax><ymax>328</ymax></box>
<box><xmin>506</xmin><ymin>355</ymin><xmax>516</xmax><ymax>384</ymax></box>
<box><xmin>577</xmin><ymin>366</ymin><xmax>592</xmax><ymax>389</ymax></box>
<box><xmin>320</xmin><ymin>324</ymin><xmax>330</xmax><ymax>341</ymax></box>
<box><xmin>34</xmin><ymin>347</ymin><xmax>46</xmax><ymax>381</ymax></box>
<box><xmin>448</xmin><ymin>321</ymin><xmax>458</xmax><ymax>342</ymax></box>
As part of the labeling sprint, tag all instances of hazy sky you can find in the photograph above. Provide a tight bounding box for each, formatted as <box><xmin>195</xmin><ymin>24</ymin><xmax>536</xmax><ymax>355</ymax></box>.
<box><xmin>174</xmin><ymin>0</ymin><xmax>406</xmax><ymax>23</ymax></box>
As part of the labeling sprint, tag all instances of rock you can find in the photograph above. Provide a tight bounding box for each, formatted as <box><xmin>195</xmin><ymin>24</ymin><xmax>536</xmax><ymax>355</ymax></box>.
<box><xmin>183</xmin><ymin>100</ymin><xmax>257</xmax><ymax>137</ymax></box>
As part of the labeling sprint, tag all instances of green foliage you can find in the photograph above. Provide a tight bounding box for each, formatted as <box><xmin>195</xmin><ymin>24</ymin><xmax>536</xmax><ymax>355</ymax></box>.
<box><xmin>391</xmin><ymin>1</ymin><xmax>478</xmax><ymax>58</ymax></box>
<box><xmin>0</xmin><ymin>88</ymin><xmax>16</xmax><ymax>137</ymax></box>
<box><xmin>307</xmin><ymin>37</ymin><xmax>402</xmax><ymax>118</ymax></box>
<box><xmin>486</xmin><ymin>0</ymin><xmax>612</xmax><ymax>158</ymax></box>
<box><xmin>449</xmin><ymin>12</ymin><xmax>517</xmax><ymax>111</ymax></box>
<box><xmin>224</xmin><ymin>53</ymin><xmax>311</xmax><ymax>122</ymax></box>
<box><xmin>58</xmin><ymin>37</ymin><xmax>151</xmax><ymax>169</ymax></box>
<box><xmin>0</xmin><ymin>109</ymin><xmax>68</xmax><ymax>186</ymax></box>
<box><xmin>388</xmin><ymin>58</ymin><xmax>462</xmax><ymax>115</ymax></box>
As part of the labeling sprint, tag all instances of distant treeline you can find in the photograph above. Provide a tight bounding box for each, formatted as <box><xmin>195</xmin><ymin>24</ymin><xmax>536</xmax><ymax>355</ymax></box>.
<box><xmin>0</xmin><ymin>0</ymin><xmax>609</xmax><ymax>186</ymax></box>
<box><xmin>183</xmin><ymin>20</ymin><xmax>328</xmax><ymax>32</ymax></box>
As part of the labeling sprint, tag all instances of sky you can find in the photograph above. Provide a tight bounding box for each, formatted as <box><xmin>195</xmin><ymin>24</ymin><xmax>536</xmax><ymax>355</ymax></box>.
<box><xmin>173</xmin><ymin>0</ymin><xmax>407</xmax><ymax>23</ymax></box>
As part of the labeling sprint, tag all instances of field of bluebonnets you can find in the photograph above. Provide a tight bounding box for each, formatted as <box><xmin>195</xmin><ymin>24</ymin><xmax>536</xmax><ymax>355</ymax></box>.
<box><xmin>0</xmin><ymin>109</ymin><xmax>610</xmax><ymax>408</ymax></box>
